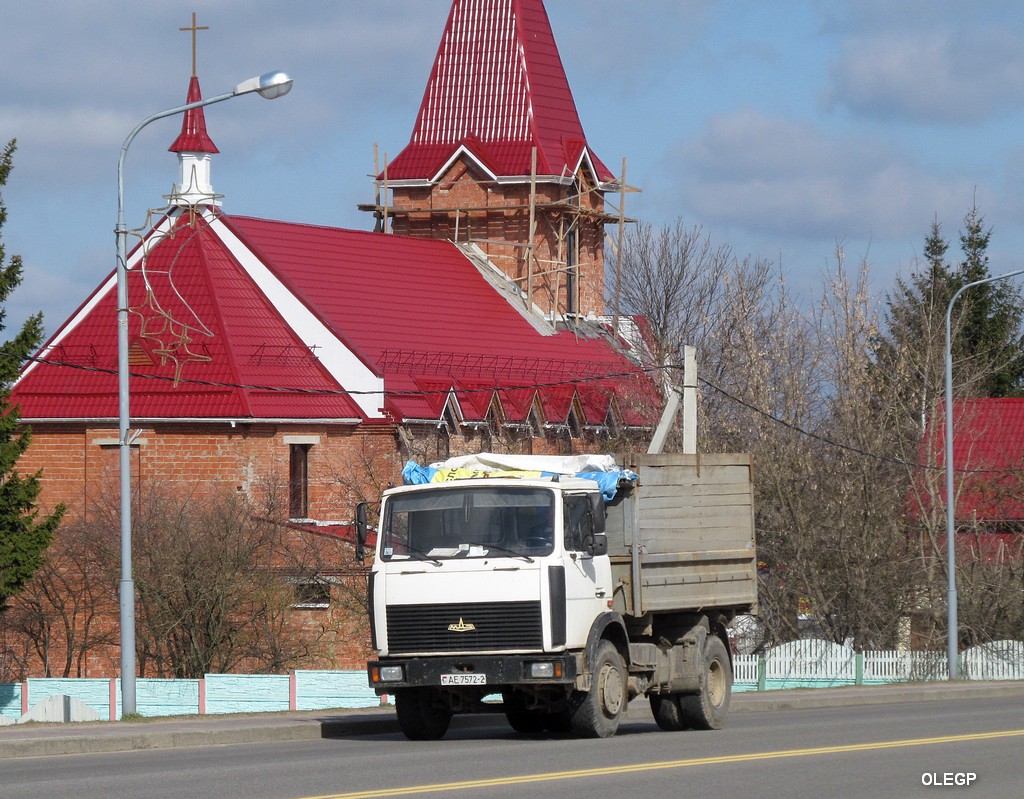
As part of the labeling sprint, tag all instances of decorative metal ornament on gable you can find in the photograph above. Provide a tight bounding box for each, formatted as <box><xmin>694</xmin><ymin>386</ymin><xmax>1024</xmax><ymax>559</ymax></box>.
<box><xmin>127</xmin><ymin>205</ymin><xmax>215</xmax><ymax>387</ymax></box>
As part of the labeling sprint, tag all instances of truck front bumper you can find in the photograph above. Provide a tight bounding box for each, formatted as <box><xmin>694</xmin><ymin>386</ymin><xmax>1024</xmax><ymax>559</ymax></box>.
<box><xmin>368</xmin><ymin>653</ymin><xmax>578</xmax><ymax>694</ymax></box>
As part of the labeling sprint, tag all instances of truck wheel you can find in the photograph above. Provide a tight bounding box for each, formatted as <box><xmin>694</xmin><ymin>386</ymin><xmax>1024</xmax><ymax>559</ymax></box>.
<box><xmin>395</xmin><ymin>688</ymin><xmax>453</xmax><ymax>740</ymax></box>
<box><xmin>505</xmin><ymin>709</ymin><xmax>547</xmax><ymax>734</ymax></box>
<box><xmin>649</xmin><ymin>693</ymin><xmax>688</xmax><ymax>731</ymax></box>
<box><xmin>545</xmin><ymin>709</ymin><xmax>573</xmax><ymax>733</ymax></box>
<box><xmin>502</xmin><ymin>691</ymin><xmax>547</xmax><ymax>734</ymax></box>
<box><xmin>680</xmin><ymin>635</ymin><xmax>732</xmax><ymax>730</ymax></box>
<box><xmin>570</xmin><ymin>640</ymin><xmax>626</xmax><ymax>738</ymax></box>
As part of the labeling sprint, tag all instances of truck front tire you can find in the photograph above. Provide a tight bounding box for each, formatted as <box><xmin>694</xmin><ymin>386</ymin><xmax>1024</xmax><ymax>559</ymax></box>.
<box><xmin>679</xmin><ymin>635</ymin><xmax>732</xmax><ymax>730</ymax></box>
<box><xmin>570</xmin><ymin>640</ymin><xmax>626</xmax><ymax>738</ymax></box>
<box><xmin>395</xmin><ymin>688</ymin><xmax>453</xmax><ymax>740</ymax></box>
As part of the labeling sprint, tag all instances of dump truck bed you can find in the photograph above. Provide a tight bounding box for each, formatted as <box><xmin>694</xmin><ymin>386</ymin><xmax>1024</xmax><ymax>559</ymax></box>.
<box><xmin>606</xmin><ymin>453</ymin><xmax>757</xmax><ymax>616</ymax></box>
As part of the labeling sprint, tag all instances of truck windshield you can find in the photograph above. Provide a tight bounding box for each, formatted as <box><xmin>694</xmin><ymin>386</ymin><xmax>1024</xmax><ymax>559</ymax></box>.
<box><xmin>381</xmin><ymin>486</ymin><xmax>555</xmax><ymax>561</ymax></box>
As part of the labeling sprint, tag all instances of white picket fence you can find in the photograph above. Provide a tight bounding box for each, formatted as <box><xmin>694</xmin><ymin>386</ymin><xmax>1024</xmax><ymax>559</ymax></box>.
<box><xmin>733</xmin><ymin>638</ymin><xmax>1024</xmax><ymax>690</ymax></box>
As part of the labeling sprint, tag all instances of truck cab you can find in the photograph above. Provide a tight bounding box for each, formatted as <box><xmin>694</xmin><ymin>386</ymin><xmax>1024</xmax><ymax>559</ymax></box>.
<box><xmin>366</xmin><ymin>477</ymin><xmax>612</xmax><ymax>732</ymax></box>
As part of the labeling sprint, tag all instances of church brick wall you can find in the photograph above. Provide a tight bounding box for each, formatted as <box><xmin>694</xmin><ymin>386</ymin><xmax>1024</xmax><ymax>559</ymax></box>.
<box><xmin>388</xmin><ymin>159</ymin><xmax>607</xmax><ymax>318</ymax></box>
<box><xmin>5</xmin><ymin>422</ymin><xmax>405</xmax><ymax>679</ymax></box>
<box><xmin>18</xmin><ymin>422</ymin><xmax>406</xmax><ymax>524</ymax></box>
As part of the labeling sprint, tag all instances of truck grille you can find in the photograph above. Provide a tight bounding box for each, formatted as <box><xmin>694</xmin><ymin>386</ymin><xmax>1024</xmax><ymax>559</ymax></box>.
<box><xmin>386</xmin><ymin>601</ymin><xmax>543</xmax><ymax>654</ymax></box>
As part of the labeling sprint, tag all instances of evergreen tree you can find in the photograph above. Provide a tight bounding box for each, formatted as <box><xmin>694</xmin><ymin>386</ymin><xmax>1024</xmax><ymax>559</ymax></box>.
<box><xmin>876</xmin><ymin>206</ymin><xmax>1024</xmax><ymax>410</ymax></box>
<box><xmin>883</xmin><ymin>218</ymin><xmax>955</xmax><ymax>354</ymax></box>
<box><xmin>872</xmin><ymin>218</ymin><xmax>955</xmax><ymax>443</ymax></box>
<box><xmin>954</xmin><ymin>204</ymin><xmax>1024</xmax><ymax>396</ymax></box>
<box><xmin>0</xmin><ymin>139</ymin><xmax>63</xmax><ymax>612</ymax></box>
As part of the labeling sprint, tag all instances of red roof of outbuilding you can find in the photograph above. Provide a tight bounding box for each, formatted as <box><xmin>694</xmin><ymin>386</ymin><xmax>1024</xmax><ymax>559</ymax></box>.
<box><xmin>916</xmin><ymin>398</ymin><xmax>1024</xmax><ymax>522</ymax></box>
<box><xmin>385</xmin><ymin>0</ymin><xmax>613</xmax><ymax>183</ymax></box>
<box><xmin>168</xmin><ymin>75</ymin><xmax>219</xmax><ymax>154</ymax></box>
<box><xmin>14</xmin><ymin>211</ymin><xmax>655</xmax><ymax>428</ymax></box>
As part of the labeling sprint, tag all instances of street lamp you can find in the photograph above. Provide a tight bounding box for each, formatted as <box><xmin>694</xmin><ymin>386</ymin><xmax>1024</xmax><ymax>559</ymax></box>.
<box><xmin>115</xmin><ymin>70</ymin><xmax>292</xmax><ymax>715</ymax></box>
<box><xmin>943</xmin><ymin>268</ymin><xmax>1024</xmax><ymax>680</ymax></box>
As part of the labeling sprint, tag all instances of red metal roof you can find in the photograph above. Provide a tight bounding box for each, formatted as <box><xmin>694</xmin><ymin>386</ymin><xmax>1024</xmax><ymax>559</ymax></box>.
<box><xmin>917</xmin><ymin>398</ymin><xmax>1024</xmax><ymax>521</ymax></box>
<box><xmin>168</xmin><ymin>76</ymin><xmax>219</xmax><ymax>154</ymax></box>
<box><xmin>224</xmin><ymin>214</ymin><xmax>653</xmax><ymax>426</ymax></box>
<box><xmin>14</xmin><ymin>214</ymin><xmax>363</xmax><ymax>421</ymax></box>
<box><xmin>14</xmin><ymin>212</ymin><xmax>655</xmax><ymax>428</ymax></box>
<box><xmin>385</xmin><ymin>0</ymin><xmax>613</xmax><ymax>183</ymax></box>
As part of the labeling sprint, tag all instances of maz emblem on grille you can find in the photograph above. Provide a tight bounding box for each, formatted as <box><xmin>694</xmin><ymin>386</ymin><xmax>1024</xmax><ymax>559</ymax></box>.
<box><xmin>447</xmin><ymin>617</ymin><xmax>476</xmax><ymax>632</ymax></box>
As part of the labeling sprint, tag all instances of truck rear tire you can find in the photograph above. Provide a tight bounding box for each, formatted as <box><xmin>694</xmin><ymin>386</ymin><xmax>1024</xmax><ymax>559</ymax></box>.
<box><xmin>679</xmin><ymin>635</ymin><xmax>732</xmax><ymax>730</ymax></box>
<box><xmin>395</xmin><ymin>688</ymin><xmax>453</xmax><ymax>740</ymax></box>
<box><xmin>649</xmin><ymin>693</ymin><xmax>688</xmax><ymax>731</ymax></box>
<box><xmin>570</xmin><ymin>640</ymin><xmax>626</xmax><ymax>738</ymax></box>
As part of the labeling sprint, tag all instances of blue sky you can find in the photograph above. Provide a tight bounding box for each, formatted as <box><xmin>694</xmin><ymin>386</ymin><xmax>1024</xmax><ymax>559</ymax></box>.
<box><xmin>4</xmin><ymin>0</ymin><xmax>1024</xmax><ymax>337</ymax></box>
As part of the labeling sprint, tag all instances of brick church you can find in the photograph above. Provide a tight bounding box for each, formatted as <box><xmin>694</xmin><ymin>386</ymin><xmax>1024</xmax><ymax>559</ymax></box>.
<box><xmin>6</xmin><ymin>0</ymin><xmax>657</xmax><ymax>677</ymax></box>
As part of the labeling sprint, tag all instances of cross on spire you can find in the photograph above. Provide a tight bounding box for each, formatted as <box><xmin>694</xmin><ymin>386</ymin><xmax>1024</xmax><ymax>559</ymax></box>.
<box><xmin>179</xmin><ymin>12</ymin><xmax>209</xmax><ymax>77</ymax></box>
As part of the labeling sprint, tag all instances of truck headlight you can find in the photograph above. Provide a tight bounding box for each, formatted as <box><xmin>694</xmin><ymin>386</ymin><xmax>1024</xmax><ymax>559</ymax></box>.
<box><xmin>528</xmin><ymin>661</ymin><xmax>560</xmax><ymax>679</ymax></box>
<box><xmin>373</xmin><ymin>665</ymin><xmax>404</xmax><ymax>683</ymax></box>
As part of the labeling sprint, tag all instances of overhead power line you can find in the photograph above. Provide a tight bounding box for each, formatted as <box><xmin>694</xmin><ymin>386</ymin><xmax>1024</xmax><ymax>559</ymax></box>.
<box><xmin>3</xmin><ymin>349</ymin><xmax>1007</xmax><ymax>474</ymax></box>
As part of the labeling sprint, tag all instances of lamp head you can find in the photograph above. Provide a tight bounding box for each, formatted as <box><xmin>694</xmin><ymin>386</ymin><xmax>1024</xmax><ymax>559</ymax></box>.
<box><xmin>233</xmin><ymin>71</ymin><xmax>293</xmax><ymax>99</ymax></box>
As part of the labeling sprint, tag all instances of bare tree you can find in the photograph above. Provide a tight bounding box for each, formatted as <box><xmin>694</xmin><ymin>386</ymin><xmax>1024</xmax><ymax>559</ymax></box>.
<box><xmin>615</xmin><ymin>224</ymin><xmax>924</xmax><ymax>649</ymax></box>
<box><xmin>616</xmin><ymin>219</ymin><xmax>732</xmax><ymax>382</ymax></box>
<box><xmin>69</xmin><ymin>484</ymin><xmax>341</xmax><ymax>678</ymax></box>
<box><xmin>2</xmin><ymin>519</ymin><xmax>118</xmax><ymax>677</ymax></box>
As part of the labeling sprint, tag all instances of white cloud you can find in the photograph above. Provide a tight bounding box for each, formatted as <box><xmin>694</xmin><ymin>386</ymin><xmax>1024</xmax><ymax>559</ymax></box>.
<box><xmin>674</xmin><ymin>109</ymin><xmax>977</xmax><ymax>241</ymax></box>
<box><xmin>825</xmin><ymin>28</ymin><xmax>1024</xmax><ymax>123</ymax></box>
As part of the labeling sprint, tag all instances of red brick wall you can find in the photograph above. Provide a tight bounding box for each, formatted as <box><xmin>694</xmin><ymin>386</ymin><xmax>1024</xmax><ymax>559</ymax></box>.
<box><xmin>19</xmin><ymin>422</ymin><xmax>406</xmax><ymax>524</ymax></box>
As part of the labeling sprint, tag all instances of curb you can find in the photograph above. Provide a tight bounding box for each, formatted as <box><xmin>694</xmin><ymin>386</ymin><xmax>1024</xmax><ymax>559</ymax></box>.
<box><xmin>731</xmin><ymin>681</ymin><xmax>1024</xmax><ymax>712</ymax></box>
<box><xmin>0</xmin><ymin>709</ymin><xmax>399</xmax><ymax>760</ymax></box>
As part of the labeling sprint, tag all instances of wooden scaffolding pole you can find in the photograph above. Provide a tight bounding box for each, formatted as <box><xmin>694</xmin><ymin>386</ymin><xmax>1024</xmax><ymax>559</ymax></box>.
<box><xmin>527</xmin><ymin>146</ymin><xmax>537</xmax><ymax>307</ymax></box>
<box><xmin>612</xmin><ymin>157</ymin><xmax>627</xmax><ymax>333</ymax></box>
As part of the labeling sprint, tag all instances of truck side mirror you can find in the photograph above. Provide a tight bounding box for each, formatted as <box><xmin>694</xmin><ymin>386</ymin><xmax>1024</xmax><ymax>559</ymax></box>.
<box><xmin>584</xmin><ymin>493</ymin><xmax>608</xmax><ymax>556</ymax></box>
<box><xmin>355</xmin><ymin>502</ymin><xmax>369</xmax><ymax>563</ymax></box>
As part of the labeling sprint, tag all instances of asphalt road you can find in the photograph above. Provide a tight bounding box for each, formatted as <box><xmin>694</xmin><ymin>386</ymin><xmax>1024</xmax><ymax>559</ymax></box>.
<box><xmin>3</xmin><ymin>682</ymin><xmax>1024</xmax><ymax>799</ymax></box>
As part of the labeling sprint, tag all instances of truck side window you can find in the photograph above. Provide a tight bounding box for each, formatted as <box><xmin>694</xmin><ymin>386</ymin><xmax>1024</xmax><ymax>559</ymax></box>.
<box><xmin>564</xmin><ymin>495</ymin><xmax>590</xmax><ymax>552</ymax></box>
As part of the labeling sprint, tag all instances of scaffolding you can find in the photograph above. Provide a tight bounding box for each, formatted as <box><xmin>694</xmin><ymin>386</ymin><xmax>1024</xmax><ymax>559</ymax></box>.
<box><xmin>358</xmin><ymin>145</ymin><xmax>640</xmax><ymax>325</ymax></box>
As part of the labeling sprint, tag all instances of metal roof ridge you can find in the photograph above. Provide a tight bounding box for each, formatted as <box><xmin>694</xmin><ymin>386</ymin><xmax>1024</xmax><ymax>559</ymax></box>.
<box><xmin>210</xmin><ymin>214</ymin><xmax>384</xmax><ymax>420</ymax></box>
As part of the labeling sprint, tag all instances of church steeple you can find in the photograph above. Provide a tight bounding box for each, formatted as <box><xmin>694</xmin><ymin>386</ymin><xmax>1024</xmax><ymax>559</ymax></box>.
<box><xmin>385</xmin><ymin>0</ymin><xmax>612</xmax><ymax>184</ymax></box>
<box><xmin>168</xmin><ymin>14</ymin><xmax>220</xmax><ymax>206</ymax></box>
<box><xmin>373</xmin><ymin>0</ymin><xmax>624</xmax><ymax>320</ymax></box>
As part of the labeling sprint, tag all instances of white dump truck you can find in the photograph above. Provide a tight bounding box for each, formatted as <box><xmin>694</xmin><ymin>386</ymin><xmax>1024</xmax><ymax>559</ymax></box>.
<box><xmin>357</xmin><ymin>451</ymin><xmax>757</xmax><ymax>739</ymax></box>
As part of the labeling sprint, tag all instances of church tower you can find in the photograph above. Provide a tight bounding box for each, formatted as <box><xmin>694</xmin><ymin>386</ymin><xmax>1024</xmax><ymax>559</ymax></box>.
<box><xmin>367</xmin><ymin>0</ymin><xmax>625</xmax><ymax>320</ymax></box>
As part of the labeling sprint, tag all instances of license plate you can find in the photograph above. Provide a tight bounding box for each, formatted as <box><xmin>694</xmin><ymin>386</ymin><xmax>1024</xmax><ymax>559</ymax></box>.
<box><xmin>440</xmin><ymin>673</ymin><xmax>486</xmax><ymax>686</ymax></box>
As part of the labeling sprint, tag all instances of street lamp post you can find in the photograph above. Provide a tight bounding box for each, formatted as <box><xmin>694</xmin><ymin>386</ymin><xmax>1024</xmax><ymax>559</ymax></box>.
<box><xmin>115</xmin><ymin>71</ymin><xmax>292</xmax><ymax>715</ymax></box>
<box><xmin>943</xmin><ymin>268</ymin><xmax>1024</xmax><ymax>680</ymax></box>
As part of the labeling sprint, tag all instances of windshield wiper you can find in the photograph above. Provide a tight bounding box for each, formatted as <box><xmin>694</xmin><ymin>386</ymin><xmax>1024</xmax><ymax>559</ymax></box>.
<box><xmin>394</xmin><ymin>543</ymin><xmax>442</xmax><ymax>566</ymax></box>
<box><xmin>464</xmin><ymin>541</ymin><xmax>534</xmax><ymax>563</ymax></box>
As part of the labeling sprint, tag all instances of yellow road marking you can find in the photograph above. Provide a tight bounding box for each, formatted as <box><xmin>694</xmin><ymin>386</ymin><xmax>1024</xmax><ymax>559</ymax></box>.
<box><xmin>301</xmin><ymin>729</ymin><xmax>1024</xmax><ymax>799</ymax></box>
